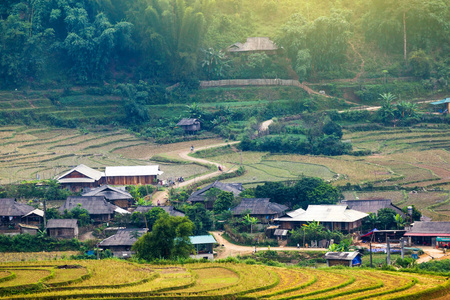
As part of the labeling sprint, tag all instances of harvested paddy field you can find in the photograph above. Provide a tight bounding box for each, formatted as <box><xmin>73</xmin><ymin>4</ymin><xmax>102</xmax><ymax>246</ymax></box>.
<box><xmin>0</xmin><ymin>260</ymin><xmax>448</xmax><ymax>299</ymax></box>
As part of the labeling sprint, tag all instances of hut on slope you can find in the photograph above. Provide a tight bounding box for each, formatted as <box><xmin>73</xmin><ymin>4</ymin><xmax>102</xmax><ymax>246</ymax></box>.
<box><xmin>227</xmin><ymin>37</ymin><xmax>280</xmax><ymax>55</ymax></box>
<box><xmin>82</xmin><ymin>185</ymin><xmax>133</xmax><ymax>209</ymax></box>
<box><xmin>99</xmin><ymin>228</ymin><xmax>148</xmax><ymax>258</ymax></box>
<box><xmin>46</xmin><ymin>219</ymin><xmax>79</xmax><ymax>239</ymax></box>
<box><xmin>231</xmin><ymin>198</ymin><xmax>288</xmax><ymax>223</ymax></box>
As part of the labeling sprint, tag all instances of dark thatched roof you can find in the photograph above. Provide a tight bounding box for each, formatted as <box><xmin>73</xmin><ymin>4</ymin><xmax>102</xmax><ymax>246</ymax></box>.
<box><xmin>341</xmin><ymin>199</ymin><xmax>405</xmax><ymax>217</ymax></box>
<box><xmin>0</xmin><ymin>198</ymin><xmax>35</xmax><ymax>217</ymax></box>
<box><xmin>231</xmin><ymin>198</ymin><xmax>288</xmax><ymax>216</ymax></box>
<box><xmin>99</xmin><ymin>228</ymin><xmax>148</xmax><ymax>247</ymax></box>
<box><xmin>177</xmin><ymin>118</ymin><xmax>200</xmax><ymax>126</ymax></box>
<box><xmin>82</xmin><ymin>185</ymin><xmax>132</xmax><ymax>201</ymax></box>
<box><xmin>405</xmin><ymin>221</ymin><xmax>450</xmax><ymax>237</ymax></box>
<box><xmin>46</xmin><ymin>219</ymin><xmax>78</xmax><ymax>229</ymax></box>
<box><xmin>59</xmin><ymin>196</ymin><xmax>116</xmax><ymax>215</ymax></box>
<box><xmin>134</xmin><ymin>206</ymin><xmax>185</xmax><ymax>217</ymax></box>
<box><xmin>188</xmin><ymin>181</ymin><xmax>244</xmax><ymax>203</ymax></box>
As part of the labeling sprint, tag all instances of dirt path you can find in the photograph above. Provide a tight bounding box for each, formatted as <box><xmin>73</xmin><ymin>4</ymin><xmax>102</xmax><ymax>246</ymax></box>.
<box><xmin>259</xmin><ymin>119</ymin><xmax>273</xmax><ymax>132</ymax></box>
<box><xmin>211</xmin><ymin>231</ymin><xmax>325</xmax><ymax>259</ymax></box>
<box><xmin>348</xmin><ymin>41</ymin><xmax>365</xmax><ymax>82</ymax></box>
<box><xmin>416</xmin><ymin>247</ymin><xmax>449</xmax><ymax>263</ymax></box>
<box><xmin>151</xmin><ymin>141</ymin><xmax>240</xmax><ymax>205</ymax></box>
<box><xmin>79</xmin><ymin>231</ymin><xmax>96</xmax><ymax>241</ymax></box>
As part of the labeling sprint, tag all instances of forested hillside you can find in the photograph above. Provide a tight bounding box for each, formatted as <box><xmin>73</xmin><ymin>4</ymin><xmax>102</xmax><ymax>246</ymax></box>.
<box><xmin>0</xmin><ymin>0</ymin><xmax>448</xmax><ymax>88</ymax></box>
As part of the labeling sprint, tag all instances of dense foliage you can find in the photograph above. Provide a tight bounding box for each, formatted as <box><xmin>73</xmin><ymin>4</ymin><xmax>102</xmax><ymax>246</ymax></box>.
<box><xmin>0</xmin><ymin>0</ymin><xmax>447</xmax><ymax>87</ymax></box>
<box><xmin>132</xmin><ymin>214</ymin><xmax>194</xmax><ymax>260</ymax></box>
<box><xmin>0</xmin><ymin>180</ymin><xmax>73</xmax><ymax>200</ymax></box>
<box><xmin>0</xmin><ymin>234</ymin><xmax>81</xmax><ymax>252</ymax></box>
<box><xmin>254</xmin><ymin>177</ymin><xmax>340</xmax><ymax>209</ymax></box>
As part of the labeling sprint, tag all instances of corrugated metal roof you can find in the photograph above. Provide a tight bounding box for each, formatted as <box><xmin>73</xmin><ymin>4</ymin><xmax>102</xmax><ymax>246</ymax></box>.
<box><xmin>275</xmin><ymin>205</ymin><xmax>368</xmax><ymax>222</ymax></box>
<box><xmin>325</xmin><ymin>251</ymin><xmax>360</xmax><ymax>261</ymax></box>
<box><xmin>228</xmin><ymin>37</ymin><xmax>278</xmax><ymax>52</ymax></box>
<box><xmin>23</xmin><ymin>209</ymin><xmax>44</xmax><ymax>218</ymax></box>
<box><xmin>176</xmin><ymin>118</ymin><xmax>200</xmax><ymax>126</ymax></box>
<box><xmin>105</xmin><ymin>165</ymin><xmax>163</xmax><ymax>177</ymax></box>
<box><xmin>274</xmin><ymin>229</ymin><xmax>288</xmax><ymax>236</ymax></box>
<box><xmin>46</xmin><ymin>219</ymin><xmax>78</xmax><ymax>229</ymax></box>
<box><xmin>57</xmin><ymin>164</ymin><xmax>104</xmax><ymax>181</ymax></box>
<box><xmin>405</xmin><ymin>221</ymin><xmax>450</xmax><ymax>236</ymax></box>
<box><xmin>190</xmin><ymin>235</ymin><xmax>217</xmax><ymax>245</ymax></box>
<box><xmin>286</xmin><ymin>208</ymin><xmax>306</xmax><ymax>218</ymax></box>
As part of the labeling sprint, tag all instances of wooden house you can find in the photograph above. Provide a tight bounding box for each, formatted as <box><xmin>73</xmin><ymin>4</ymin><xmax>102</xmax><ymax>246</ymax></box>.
<box><xmin>275</xmin><ymin>205</ymin><xmax>368</xmax><ymax>233</ymax></box>
<box><xmin>104</xmin><ymin>166</ymin><xmax>163</xmax><ymax>185</ymax></box>
<box><xmin>21</xmin><ymin>209</ymin><xmax>44</xmax><ymax>226</ymax></box>
<box><xmin>187</xmin><ymin>181</ymin><xmax>244</xmax><ymax>209</ymax></box>
<box><xmin>176</xmin><ymin>118</ymin><xmax>201</xmax><ymax>134</ymax></box>
<box><xmin>56</xmin><ymin>164</ymin><xmax>104</xmax><ymax>192</ymax></box>
<box><xmin>82</xmin><ymin>185</ymin><xmax>133</xmax><ymax>209</ymax></box>
<box><xmin>19</xmin><ymin>223</ymin><xmax>39</xmax><ymax>235</ymax></box>
<box><xmin>325</xmin><ymin>252</ymin><xmax>362</xmax><ymax>267</ymax></box>
<box><xmin>227</xmin><ymin>37</ymin><xmax>280</xmax><ymax>55</ymax></box>
<box><xmin>404</xmin><ymin>221</ymin><xmax>450</xmax><ymax>247</ymax></box>
<box><xmin>59</xmin><ymin>196</ymin><xmax>117</xmax><ymax>222</ymax></box>
<box><xmin>134</xmin><ymin>206</ymin><xmax>185</xmax><ymax>217</ymax></box>
<box><xmin>46</xmin><ymin>219</ymin><xmax>79</xmax><ymax>239</ymax></box>
<box><xmin>231</xmin><ymin>198</ymin><xmax>288</xmax><ymax>223</ymax></box>
<box><xmin>99</xmin><ymin>228</ymin><xmax>148</xmax><ymax>258</ymax></box>
<box><xmin>0</xmin><ymin>198</ymin><xmax>41</xmax><ymax>230</ymax></box>
<box><xmin>189</xmin><ymin>235</ymin><xmax>217</xmax><ymax>260</ymax></box>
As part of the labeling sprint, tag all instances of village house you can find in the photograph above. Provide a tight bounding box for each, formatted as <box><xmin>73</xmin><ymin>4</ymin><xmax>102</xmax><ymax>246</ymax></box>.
<box><xmin>189</xmin><ymin>235</ymin><xmax>217</xmax><ymax>260</ymax></box>
<box><xmin>176</xmin><ymin>118</ymin><xmax>201</xmax><ymax>134</ymax></box>
<box><xmin>341</xmin><ymin>199</ymin><xmax>405</xmax><ymax>217</ymax></box>
<box><xmin>56</xmin><ymin>164</ymin><xmax>104</xmax><ymax>191</ymax></box>
<box><xmin>187</xmin><ymin>181</ymin><xmax>244</xmax><ymax>209</ymax></box>
<box><xmin>46</xmin><ymin>219</ymin><xmax>79</xmax><ymax>239</ymax></box>
<box><xmin>404</xmin><ymin>221</ymin><xmax>450</xmax><ymax>247</ymax></box>
<box><xmin>275</xmin><ymin>205</ymin><xmax>368</xmax><ymax>233</ymax></box>
<box><xmin>104</xmin><ymin>165</ymin><xmax>163</xmax><ymax>185</ymax></box>
<box><xmin>99</xmin><ymin>228</ymin><xmax>148</xmax><ymax>258</ymax></box>
<box><xmin>0</xmin><ymin>198</ymin><xmax>43</xmax><ymax>230</ymax></box>
<box><xmin>82</xmin><ymin>185</ymin><xmax>133</xmax><ymax>209</ymax></box>
<box><xmin>58</xmin><ymin>196</ymin><xmax>123</xmax><ymax>222</ymax></box>
<box><xmin>325</xmin><ymin>252</ymin><xmax>362</xmax><ymax>267</ymax></box>
<box><xmin>231</xmin><ymin>198</ymin><xmax>288</xmax><ymax>223</ymax></box>
<box><xmin>227</xmin><ymin>37</ymin><xmax>280</xmax><ymax>55</ymax></box>
<box><xmin>134</xmin><ymin>206</ymin><xmax>185</xmax><ymax>217</ymax></box>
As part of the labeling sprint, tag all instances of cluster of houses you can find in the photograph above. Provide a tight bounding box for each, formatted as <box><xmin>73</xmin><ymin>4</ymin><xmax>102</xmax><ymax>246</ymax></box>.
<box><xmin>1</xmin><ymin>161</ymin><xmax>450</xmax><ymax>261</ymax></box>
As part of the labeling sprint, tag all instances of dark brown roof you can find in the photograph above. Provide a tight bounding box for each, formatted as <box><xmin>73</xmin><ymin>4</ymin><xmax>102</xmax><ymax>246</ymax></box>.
<box><xmin>134</xmin><ymin>206</ymin><xmax>185</xmax><ymax>217</ymax></box>
<box><xmin>342</xmin><ymin>199</ymin><xmax>405</xmax><ymax>217</ymax></box>
<box><xmin>177</xmin><ymin>118</ymin><xmax>200</xmax><ymax>126</ymax></box>
<box><xmin>0</xmin><ymin>198</ymin><xmax>35</xmax><ymax>217</ymax></box>
<box><xmin>231</xmin><ymin>198</ymin><xmax>288</xmax><ymax>216</ymax></box>
<box><xmin>59</xmin><ymin>196</ymin><xmax>116</xmax><ymax>215</ymax></box>
<box><xmin>188</xmin><ymin>181</ymin><xmax>244</xmax><ymax>203</ymax></box>
<box><xmin>82</xmin><ymin>185</ymin><xmax>133</xmax><ymax>201</ymax></box>
<box><xmin>407</xmin><ymin>222</ymin><xmax>450</xmax><ymax>235</ymax></box>
<box><xmin>99</xmin><ymin>228</ymin><xmax>148</xmax><ymax>247</ymax></box>
<box><xmin>46</xmin><ymin>219</ymin><xmax>78</xmax><ymax>229</ymax></box>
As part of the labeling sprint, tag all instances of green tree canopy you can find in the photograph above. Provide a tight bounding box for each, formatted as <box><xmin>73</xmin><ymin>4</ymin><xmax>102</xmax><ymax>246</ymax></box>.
<box><xmin>213</xmin><ymin>191</ymin><xmax>234</xmax><ymax>214</ymax></box>
<box><xmin>132</xmin><ymin>214</ymin><xmax>194</xmax><ymax>260</ymax></box>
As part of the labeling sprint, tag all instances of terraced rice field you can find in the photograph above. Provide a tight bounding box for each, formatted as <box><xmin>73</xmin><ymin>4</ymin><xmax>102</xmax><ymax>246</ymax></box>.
<box><xmin>0</xmin><ymin>127</ymin><xmax>213</xmax><ymax>183</ymax></box>
<box><xmin>0</xmin><ymin>260</ymin><xmax>448</xmax><ymax>299</ymax></box>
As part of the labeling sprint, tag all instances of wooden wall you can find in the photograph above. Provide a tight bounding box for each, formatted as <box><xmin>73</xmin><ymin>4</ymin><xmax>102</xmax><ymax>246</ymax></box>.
<box><xmin>106</xmin><ymin>175</ymin><xmax>156</xmax><ymax>185</ymax></box>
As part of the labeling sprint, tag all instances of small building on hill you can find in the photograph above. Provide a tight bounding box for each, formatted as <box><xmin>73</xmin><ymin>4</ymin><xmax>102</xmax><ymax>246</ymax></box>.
<box><xmin>46</xmin><ymin>219</ymin><xmax>79</xmax><ymax>239</ymax></box>
<box><xmin>189</xmin><ymin>235</ymin><xmax>217</xmax><ymax>260</ymax></box>
<box><xmin>275</xmin><ymin>205</ymin><xmax>368</xmax><ymax>233</ymax></box>
<box><xmin>325</xmin><ymin>252</ymin><xmax>362</xmax><ymax>267</ymax></box>
<box><xmin>341</xmin><ymin>199</ymin><xmax>405</xmax><ymax>217</ymax></box>
<box><xmin>56</xmin><ymin>164</ymin><xmax>104</xmax><ymax>191</ymax></box>
<box><xmin>187</xmin><ymin>181</ymin><xmax>244</xmax><ymax>209</ymax></box>
<box><xmin>227</xmin><ymin>37</ymin><xmax>280</xmax><ymax>55</ymax></box>
<box><xmin>82</xmin><ymin>185</ymin><xmax>133</xmax><ymax>209</ymax></box>
<box><xmin>104</xmin><ymin>165</ymin><xmax>163</xmax><ymax>185</ymax></box>
<box><xmin>176</xmin><ymin>118</ymin><xmax>201</xmax><ymax>134</ymax></box>
<box><xmin>404</xmin><ymin>221</ymin><xmax>450</xmax><ymax>246</ymax></box>
<box><xmin>19</xmin><ymin>223</ymin><xmax>39</xmax><ymax>235</ymax></box>
<box><xmin>99</xmin><ymin>228</ymin><xmax>148</xmax><ymax>258</ymax></box>
<box><xmin>0</xmin><ymin>198</ymin><xmax>41</xmax><ymax>229</ymax></box>
<box><xmin>231</xmin><ymin>198</ymin><xmax>288</xmax><ymax>223</ymax></box>
<box><xmin>134</xmin><ymin>206</ymin><xmax>185</xmax><ymax>217</ymax></box>
<box><xmin>59</xmin><ymin>196</ymin><xmax>118</xmax><ymax>222</ymax></box>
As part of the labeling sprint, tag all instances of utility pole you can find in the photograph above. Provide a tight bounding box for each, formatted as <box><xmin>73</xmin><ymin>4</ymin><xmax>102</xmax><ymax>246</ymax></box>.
<box><xmin>386</xmin><ymin>237</ymin><xmax>391</xmax><ymax>265</ymax></box>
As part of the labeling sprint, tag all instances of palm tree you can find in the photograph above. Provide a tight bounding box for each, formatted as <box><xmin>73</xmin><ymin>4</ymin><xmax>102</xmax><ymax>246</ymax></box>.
<box><xmin>243</xmin><ymin>214</ymin><xmax>258</xmax><ymax>234</ymax></box>
<box><xmin>377</xmin><ymin>93</ymin><xmax>397</xmax><ymax>124</ymax></box>
<box><xmin>394</xmin><ymin>214</ymin><xmax>406</xmax><ymax>229</ymax></box>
